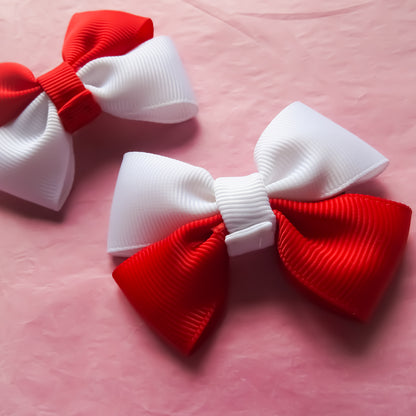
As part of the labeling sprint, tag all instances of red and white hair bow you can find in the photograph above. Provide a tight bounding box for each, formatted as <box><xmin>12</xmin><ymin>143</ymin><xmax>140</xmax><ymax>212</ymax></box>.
<box><xmin>107</xmin><ymin>102</ymin><xmax>411</xmax><ymax>355</ymax></box>
<box><xmin>0</xmin><ymin>10</ymin><xmax>198</xmax><ymax>210</ymax></box>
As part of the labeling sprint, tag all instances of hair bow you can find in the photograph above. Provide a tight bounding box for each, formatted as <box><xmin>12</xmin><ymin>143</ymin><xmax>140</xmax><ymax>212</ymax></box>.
<box><xmin>107</xmin><ymin>102</ymin><xmax>411</xmax><ymax>355</ymax></box>
<box><xmin>0</xmin><ymin>10</ymin><xmax>198</xmax><ymax>210</ymax></box>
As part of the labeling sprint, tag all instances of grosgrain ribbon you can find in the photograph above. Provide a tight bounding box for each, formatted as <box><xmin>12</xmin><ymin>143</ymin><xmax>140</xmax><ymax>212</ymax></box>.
<box><xmin>0</xmin><ymin>11</ymin><xmax>198</xmax><ymax>210</ymax></box>
<box><xmin>107</xmin><ymin>102</ymin><xmax>411</xmax><ymax>354</ymax></box>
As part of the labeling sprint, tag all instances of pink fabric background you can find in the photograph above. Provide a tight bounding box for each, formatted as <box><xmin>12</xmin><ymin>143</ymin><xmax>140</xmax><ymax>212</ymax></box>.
<box><xmin>1</xmin><ymin>1</ymin><xmax>415</xmax><ymax>414</ymax></box>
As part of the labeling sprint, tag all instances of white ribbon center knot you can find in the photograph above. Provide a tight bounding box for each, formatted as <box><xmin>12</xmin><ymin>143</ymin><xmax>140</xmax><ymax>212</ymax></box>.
<box><xmin>214</xmin><ymin>173</ymin><xmax>276</xmax><ymax>257</ymax></box>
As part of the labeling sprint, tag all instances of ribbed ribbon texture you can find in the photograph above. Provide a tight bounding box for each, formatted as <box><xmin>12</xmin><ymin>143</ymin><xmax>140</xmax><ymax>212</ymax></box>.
<box><xmin>113</xmin><ymin>195</ymin><xmax>411</xmax><ymax>355</ymax></box>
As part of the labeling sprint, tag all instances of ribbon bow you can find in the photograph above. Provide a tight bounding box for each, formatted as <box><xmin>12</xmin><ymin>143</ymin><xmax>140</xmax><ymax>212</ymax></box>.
<box><xmin>0</xmin><ymin>10</ymin><xmax>198</xmax><ymax>210</ymax></box>
<box><xmin>107</xmin><ymin>102</ymin><xmax>411</xmax><ymax>355</ymax></box>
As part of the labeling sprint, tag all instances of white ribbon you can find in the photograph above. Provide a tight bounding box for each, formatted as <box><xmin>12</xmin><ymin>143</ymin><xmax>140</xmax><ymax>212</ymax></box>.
<box><xmin>0</xmin><ymin>36</ymin><xmax>198</xmax><ymax>211</ymax></box>
<box><xmin>107</xmin><ymin>102</ymin><xmax>388</xmax><ymax>257</ymax></box>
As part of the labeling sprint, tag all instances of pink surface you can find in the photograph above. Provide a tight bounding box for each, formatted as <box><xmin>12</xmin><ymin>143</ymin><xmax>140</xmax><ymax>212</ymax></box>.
<box><xmin>1</xmin><ymin>1</ymin><xmax>415</xmax><ymax>415</ymax></box>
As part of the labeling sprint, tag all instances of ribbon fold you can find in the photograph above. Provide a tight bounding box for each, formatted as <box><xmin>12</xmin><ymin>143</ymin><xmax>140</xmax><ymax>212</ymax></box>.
<box><xmin>108</xmin><ymin>102</ymin><xmax>411</xmax><ymax>355</ymax></box>
<box><xmin>0</xmin><ymin>10</ymin><xmax>198</xmax><ymax>210</ymax></box>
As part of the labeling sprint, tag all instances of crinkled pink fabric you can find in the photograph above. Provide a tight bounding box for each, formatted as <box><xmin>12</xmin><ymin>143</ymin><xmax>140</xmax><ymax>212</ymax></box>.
<box><xmin>1</xmin><ymin>1</ymin><xmax>415</xmax><ymax>415</ymax></box>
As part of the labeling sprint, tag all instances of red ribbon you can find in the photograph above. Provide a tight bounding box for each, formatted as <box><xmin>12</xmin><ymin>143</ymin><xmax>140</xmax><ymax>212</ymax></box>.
<box><xmin>113</xmin><ymin>194</ymin><xmax>411</xmax><ymax>355</ymax></box>
<box><xmin>0</xmin><ymin>10</ymin><xmax>153</xmax><ymax>132</ymax></box>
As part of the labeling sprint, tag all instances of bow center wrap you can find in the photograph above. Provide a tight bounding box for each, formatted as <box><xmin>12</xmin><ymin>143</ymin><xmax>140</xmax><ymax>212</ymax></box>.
<box><xmin>214</xmin><ymin>173</ymin><xmax>276</xmax><ymax>256</ymax></box>
<box><xmin>37</xmin><ymin>62</ymin><xmax>101</xmax><ymax>133</ymax></box>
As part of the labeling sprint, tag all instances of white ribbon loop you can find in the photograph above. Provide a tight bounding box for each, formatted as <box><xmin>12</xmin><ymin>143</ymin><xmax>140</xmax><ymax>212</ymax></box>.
<box><xmin>80</xmin><ymin>36</ymin><xmax>198</xmax><ymax>123</ymax></box>
<box><xmin>0</xmin><ymin>36</ymin><xmax>198</xmax><ymax>211</ymax></box>
<box><xmin>107</xmin><ymin>152</ymin><xmax>217</xmax><ymax>257</ymax></box>
<box><xmin>107</xmin><ymin>102</ymin><xmax>389</xmax><ymax>257</ymax></box>
<box><xmin>0</xmin><ymin>95</ymin><xmax>74</xmax><ymax>211</ymax></box>
<box><xmin>255</xmin><ymin>102</ymin><xmax>388</xmax><ymax>200</ymax></box>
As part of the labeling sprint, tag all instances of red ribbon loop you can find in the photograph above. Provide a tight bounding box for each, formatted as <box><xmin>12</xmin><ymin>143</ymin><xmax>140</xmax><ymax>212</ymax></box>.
<box><xmin>113</xmin><ymin>215</ymin><xmax>229</xmax><ymax>355</ymax></box>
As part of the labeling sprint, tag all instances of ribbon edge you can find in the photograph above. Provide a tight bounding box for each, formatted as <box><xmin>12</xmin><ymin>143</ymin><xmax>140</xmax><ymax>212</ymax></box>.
<box><xmin>318</xmin><ymin>158</ymin><xmax>389</xmax><ymax>200</ymax></box>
